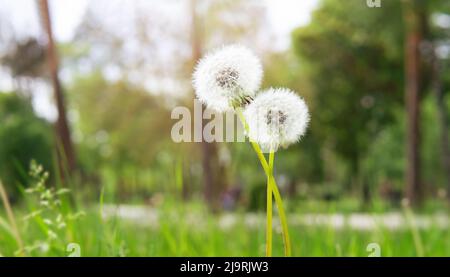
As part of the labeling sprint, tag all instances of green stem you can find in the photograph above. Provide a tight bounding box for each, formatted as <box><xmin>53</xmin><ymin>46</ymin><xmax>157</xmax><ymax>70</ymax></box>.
<box><xmin>266</xmin><ymin>151</ymin><xmax>273</xmax><ymax>257</ymax></box>
<box><xmin>270</xmin><ymin>175</ymin><xmax>291</xmax><ymax>256</ymax></box>
<box><xmin>236</xmin><ymin>108</ymin><xmax>292</xmax><ymax>256</ymax></box>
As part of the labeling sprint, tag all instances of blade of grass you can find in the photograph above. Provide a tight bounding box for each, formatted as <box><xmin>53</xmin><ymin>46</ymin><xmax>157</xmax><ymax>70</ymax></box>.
<box><xmin>0</xmin><ymin>215</ymin><xmax>15</xmax><ymax>239</ymax></box>
<box><xmin>403</xmin><ymin>203</ymin><xmax>424</xmax><ymax>257</ymax></box>
<box><xmin>0</xmin><ymin>179</ymin><xmax>25</xmax><ymax>256</ymax></box>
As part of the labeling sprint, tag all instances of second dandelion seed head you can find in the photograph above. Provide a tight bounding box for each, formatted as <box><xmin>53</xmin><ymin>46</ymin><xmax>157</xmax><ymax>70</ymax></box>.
<box><xmin>244</xmin><ymin>88</ymin><xmax>310</xmax><ymax>152</ymax></box>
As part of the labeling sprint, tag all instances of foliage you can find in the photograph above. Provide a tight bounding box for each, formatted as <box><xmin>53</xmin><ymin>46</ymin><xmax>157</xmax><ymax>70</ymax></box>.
<box><xmin>18</xmin><ymin>161</ymin><xmax>84</xmax><ymax>256</ymax></box>
<box><xmin>1</xmin><ymin>38</ymin><xmax>47</xmax><ymax>79</ymax></box>
<box><xmin>0</xmin><ymin>92</ymin><xmax>53</xmax><ymax>199</ymax></box>
<box><xmin>292</xmin><ymin>0</ymin><xmax>405</xmax><ymax>178</ymax></box>
<box><xmin>67</xmin><ymin>72</ymin><xmax>184</xmax><ymax>199</ymax></box>
<box><xmin>291</xmin><ymin>0</ymin><xmax>450</xmax><ymax>198</ymax></box>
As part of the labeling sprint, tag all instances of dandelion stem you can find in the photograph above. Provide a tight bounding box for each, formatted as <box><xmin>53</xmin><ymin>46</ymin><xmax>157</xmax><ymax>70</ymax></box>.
<box><xmin>266</xmin><ymin>151</ymin><xmax>273</xmax><ymax>257</ymax></box>
<box><xmin>236</xmin><ymin>108</ymin><xmax>292</xmax><ymax>256</ymax></box>
<box><xmin>269</xmin><ymin>174</ymin><xmax>291</xmax><ymax>256</ymax></box>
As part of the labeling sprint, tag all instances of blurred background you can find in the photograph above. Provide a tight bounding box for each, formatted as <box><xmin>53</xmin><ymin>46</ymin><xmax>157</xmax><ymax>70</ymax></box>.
<box><xmin>1</xmin><ymin>0</ymin><xmax>450</xmax><ymax>257</ymax></box>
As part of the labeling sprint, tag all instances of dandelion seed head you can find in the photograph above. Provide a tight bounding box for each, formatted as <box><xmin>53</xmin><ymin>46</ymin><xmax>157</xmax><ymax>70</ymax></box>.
<box><xmin>215</xmin><ymin>67</ymin><xmax>239</xmax><ymax>90</ymax></box>
<box><xmin>244</xmin><ymin>88</ymin><xmax>310</xmax><ymax>152</ymax></box>
<box><xmin>193</xmin><ymin>44</ymin><xmax>263</xmax><ymax>112</ymax></box>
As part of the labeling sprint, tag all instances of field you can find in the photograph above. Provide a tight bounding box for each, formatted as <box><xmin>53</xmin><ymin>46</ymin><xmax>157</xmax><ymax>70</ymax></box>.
<box><xmin>2</xmin><ymin>195</ymin><xmax>449</xmax><ymax>257</ymax></box>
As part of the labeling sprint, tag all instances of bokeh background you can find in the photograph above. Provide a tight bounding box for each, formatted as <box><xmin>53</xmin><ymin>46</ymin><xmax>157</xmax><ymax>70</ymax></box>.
<box><xmin>1</xmin><ymin>0</ymin><xmax>450</xmax><ymax>257</ymax></box>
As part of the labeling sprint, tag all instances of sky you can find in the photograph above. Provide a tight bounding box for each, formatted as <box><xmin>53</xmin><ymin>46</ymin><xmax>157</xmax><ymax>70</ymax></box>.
<box><xmin>0</xmin><ymin>0</ymin><xmax>319</xmax><ymax>120</ymax></box>
<box><xmin>1</xmin><ymin>0</ymin><xmax>318</xmax><ymax>45</ymax></box>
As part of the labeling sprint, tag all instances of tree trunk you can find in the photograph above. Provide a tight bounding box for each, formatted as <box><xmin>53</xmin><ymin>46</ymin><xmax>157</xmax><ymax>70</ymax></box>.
<box><xmin>38</xmin><ymin>0</ymin><xmax>76</xmax><ymax>174</ymax></box>
<box><xmin>190</xmin><ymin>0</ymin><xmax>225</xmax><ymax>211</ymax></box>
<box><xmin>403</xmin><ymin>0</ymin><xmax>423</xmax><ymax>205</ymax></box>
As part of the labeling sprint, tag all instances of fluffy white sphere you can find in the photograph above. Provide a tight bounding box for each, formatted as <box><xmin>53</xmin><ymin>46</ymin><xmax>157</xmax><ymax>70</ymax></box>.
<box><xmin>243</xmin><ymin>88</ymin><xmax>310</xmax><ymax>152</ymax></box>
<box><xmin>192</xmin><ymin>44</ymin><xmax>263</xmax><ymax>112</ymax></box>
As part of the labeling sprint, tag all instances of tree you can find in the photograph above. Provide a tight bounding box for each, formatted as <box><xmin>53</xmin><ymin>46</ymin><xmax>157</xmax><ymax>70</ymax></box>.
<box><xmin>68</xmin><ymin>72</ymin><xmax>175</xmax><ymax>199</ymax></box>
<box><xmin>403</xmin><ymin>0</ymin><xmax>423</xmax><ymax>204</ymax></box>
<box><xmin>425</xmin><ymin>1</ymin><xmax>450</xmax><ymax>199</ymax></box>
<box><xmin>1</xmin><ymin>38</ymin><xmax>47</xmax><ymax>98</ymax></box>
<box><xmin>0</xmin><ymin>92</ymin><xmax>53</xmax><ymax>199</ymax></box>
<box><xmin>430</xmin><ymin>45</ymin><xmax>450</xmax><ymax>198</ymax></box>
<box><xmin>293</xmin><ymin>0</ymin><xmax>450</xmax><ymax>204</ymax></box>
<box><xmin>190</xmin><ymin>0</ymin><xmax>227</xmax><ymax>211</ymax></box>
<box><xmin>292</xmin><ymin>0</ymin><xmax>405</xmax><ymax>196</ymax></box>
<box><xmin>37</xmin><ymin>0</ymin><xmax>76</xmax><ymax>174</ymax></box>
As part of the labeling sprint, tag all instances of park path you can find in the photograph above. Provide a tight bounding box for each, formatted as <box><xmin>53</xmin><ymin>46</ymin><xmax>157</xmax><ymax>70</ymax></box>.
<box><xmin>101</xmin><ymin>204</ymin><xmax>450</xmax><ymax>231</ymax></box>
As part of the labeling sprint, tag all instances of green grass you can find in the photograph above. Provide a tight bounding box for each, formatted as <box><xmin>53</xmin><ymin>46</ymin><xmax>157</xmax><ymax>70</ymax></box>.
<box><xmin>1</xmin><ymin>201</ymin><xmax>450</xmax><ymax>257</ymax></box>
<box><xmin>1</xmin><ymin>164</ymin><xmax>449</xmax><ymax>257</ymax></box>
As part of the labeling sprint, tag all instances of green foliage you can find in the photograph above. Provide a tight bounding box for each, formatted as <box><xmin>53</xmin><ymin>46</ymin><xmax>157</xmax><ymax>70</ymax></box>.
<box><xmin>361</xmin><ymin>108</ymin><xmax>405</xmax><ymax>192</ymax></box>
<box><xmin>19</xmin><ymin>161</ymin><xmax>84</xmax><ymax>256</ymax></box>
<box><xmin>290</xmin><ymin>0</ymin><xmax>450</xmax><ymax>197</ymax></box>
<box><xmin>0</xmin><ymin>92</ymin><xmax>53</xmax><ymax>199</ymax></box>
<box><xmin>292</xmin><ymin>0</ymin><xmax>405</xmax><ymax>176</ymax></box>
<box><xmin>68</xmin><ymin>72</ymin><xmax>184</xmax><ymax>198</ymax></box>
<box><xmin>76</xmin><ymin>73</ymin><xmax>166</xmax><ymax>161</ymax></box>
<box><xmin>355</xmin><ymin>93</ymin><xmax>450</xmax><ymax>202</ymax></box>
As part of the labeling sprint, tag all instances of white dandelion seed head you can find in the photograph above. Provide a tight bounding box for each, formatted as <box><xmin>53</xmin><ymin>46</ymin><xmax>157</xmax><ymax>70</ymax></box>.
<box><xmin>192</xmin><ymin>44</ymin><xmax>263</xmax><ymax>112</ymax></box>
<box><xmin>243</xmin><ymin>88</ymin><xmax>310</xmax><ymax>152</ymax></box>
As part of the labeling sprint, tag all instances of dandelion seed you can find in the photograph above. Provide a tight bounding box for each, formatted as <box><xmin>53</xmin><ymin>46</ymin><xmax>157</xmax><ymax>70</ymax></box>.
<box><xmin>244</xmin><ymin>87</ymin><xmax>310</xmax><ymax>152</ymax></box>
<box><xmin>192</xmin><ymin>44</ymin><xmax>263</xmax><ymax>112</ymax></box>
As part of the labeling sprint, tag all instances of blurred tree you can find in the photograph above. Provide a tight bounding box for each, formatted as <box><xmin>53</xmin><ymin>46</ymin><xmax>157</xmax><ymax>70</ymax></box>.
<box><xmin>68</xmin><ymin>72</ymin><xmax>174</xmax><ymax>198</ymax></box>
<box><xmin>1</xmin><ymin>38</ymin><xmax>46</xmax><ymax>78</ymax></box>
<box><xmin>403</xmin><ymin>0</ymin><xmax>425</xmax><ymax>204</ymax></box>
<box><xmin>191</xmin><ymin>0</ymin><xmax>226</xmax><ymax>211</ymax></box>
<box><xmin>1</xmin><ymin>38</ymin><xmax>47</xmax><ymax>97</ymax></box>
<box><xmin>37</xmin><ymin>0</ymin><xmax>76</xmax><ymax>175</ymax></box>
<box><xmin>425</xmin><ymin>1</ymin><xmax>450</xmax><ymax>198</ymax></box>
<box><xmin>0</xmin><ymin>92</ymin><xmax>53</xmax><ymax>200</ymax></box>
<box><xmin>293</xmin><ymin>0</ymin><xmax>450</xmax><ymax>205</ymax></box>
<box><xmin>292</xmin><ymin>0</ymin><xmax>405</xmax><ymax>199</ymax></box>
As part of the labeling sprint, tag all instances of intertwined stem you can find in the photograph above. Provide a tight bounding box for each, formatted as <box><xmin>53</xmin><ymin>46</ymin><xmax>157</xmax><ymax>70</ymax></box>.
<box><xmin>269</xmin><ymin>171</ymin><xmax>291</xmax><ymax>256</ymax></box>
<box><xmin>236</xmin><ymin>108</ymin><xmax>292</xmax><ymax>256</ymax></box>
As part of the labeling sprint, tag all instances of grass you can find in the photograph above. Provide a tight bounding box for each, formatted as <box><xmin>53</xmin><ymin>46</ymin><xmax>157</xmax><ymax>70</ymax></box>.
<box><xmin>1</xmin><ymin>162</ymin><xmax>449</xmax><ymax>257</ymax></box>
<box><xmin>1</xmin><ymin>199</ymin><xmax>450</xmax><ymax>257</ymax></box>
